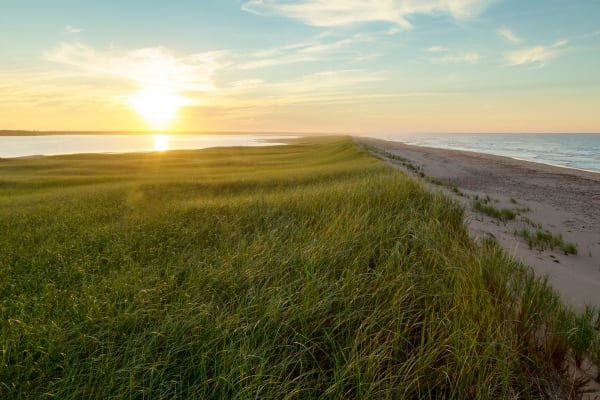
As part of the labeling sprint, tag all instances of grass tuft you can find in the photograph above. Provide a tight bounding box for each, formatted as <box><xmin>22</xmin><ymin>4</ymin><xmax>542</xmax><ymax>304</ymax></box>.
<box><xmin>473</xmin><ymin>200</ymin><xmax>516</xmax><ymax>222</ymax></box>
<box><xmin>515</xmin><ymin>228</ymin><xmax>578</xmax><ymax>254</ymax></box>
<box><xmin>560</xmin><ymin>242</ymin><xmax>578</xmax><ymax>255</ymax></box>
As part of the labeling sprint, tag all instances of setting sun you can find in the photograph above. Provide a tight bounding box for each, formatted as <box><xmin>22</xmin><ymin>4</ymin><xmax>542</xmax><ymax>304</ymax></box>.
<box><xmin>129</xmin><ymin>87</ymin><xmax>185</xmax><ymax>129</ymax></box>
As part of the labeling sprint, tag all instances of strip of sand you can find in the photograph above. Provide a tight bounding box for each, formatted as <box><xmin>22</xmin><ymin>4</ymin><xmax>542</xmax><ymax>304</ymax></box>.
<box><xmin>358</xmin><ymin>137</ymin><xmax>600</xmax><ymax>309</ymax></box>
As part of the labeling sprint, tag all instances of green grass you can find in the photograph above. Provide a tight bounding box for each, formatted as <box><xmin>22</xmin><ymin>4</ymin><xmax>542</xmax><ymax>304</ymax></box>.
<box><xmin>0</xmin><ymin>137</ymin><xmax>596</xmax><ymax>398</ymax></box>
<box><xmin>519</xmin><ymin>216</ymin><xmax>542</xmax><ymax>229</ymax></box>
<box><xmin>473</xmin><ymin>200</ymin><xmax>517</xmax><ymax>222</ymax></box>
<box><xmin>362</xmin><ymin>145</ymin><xmax>465</xmax><ymax>196</ymax></box>
<box><xmin>515</xmin><ymin>228</ymin><xmax>578</xmax><ymax>255</ymax></box>
<box><xmin>561</xmin><ymin>242</ymin><xmax>578</xmax><ymax>255</ymax></box>
<box><xmin>362</xmin><ymin>144</ymin><xmax>423</xmax><ymax>175</ymax></box>
<box><xmin>567</xmin><ymin>306</ymin><xmax>598</xmax><ymax>367</ymax></box>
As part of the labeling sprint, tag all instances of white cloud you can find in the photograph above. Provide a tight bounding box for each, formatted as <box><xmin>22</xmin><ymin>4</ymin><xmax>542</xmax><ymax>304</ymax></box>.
<box><xmin>433</xmin><ymin>52</ymin><xmax>480</xmax><ymax>64</ymax></box>
<box><xmin>44</xmin><ymin>42</ymin><xmax>226</xmax><ymax>94</ymax></box>
<box><xmin>214</xmin><ymin>68</ymin><xmax>387</xmax><ymax>109</ymax></box>
<box><xmin>506</xmin><ymin>40</ymin><xmax>568</xmax><ymax>66</ymax></box>
<box><xmin>463</xmin><ymin>52</ymin><xmax>480</xmax><ymax>63</ymax></box>
<box><xmin>272</xmin><ymin>69</ymin><xmax>385</xmax><ymax>93</ymax></box>
<box><xmin>65</xmin><ymin>25</ymin><xmax>82</xmax><ymax>34</ymax></box>
<box><xmin>236</xmin><ymin>35</ymin><xmax>369</xmax><ymax>70</ymax></box>
<box><xmin>0</xmin><ymin>68</ymin><xmax>126</xmax><ymax>108</ymax></box>
<box><xmin>553</xmin><ymin>39</ymin><xmax>569</xmax><ymax>47</ymax></box>
<box><xmin>236</xmin><ymin>49</ymin><xmax>317</xmax><ymax>70</ymax></box>
<box><xmin>425</xmin><ymin>46</ymin><xmax>448</xmax><ymax>52</ymax></box>
<box><xmin>230</xmin><ymin>79</ymin><xmax>265</xmax><ymax>89</ymax></box>
<box><xmin>242</xmin><ymin>0</ymin><xmax>497</xmax><ymax>29</ymax></box>
<box><xmin>497</xmin><ymin>27</ymin><xmax>521</xmax><ymax>43</ymax></box>
<box><xmin>298</xmin><ymin>35</ymin><xmax>369</xmax><ymax>54</ymax></box>
<box><xmin>41</xmin><ymin>42</ymin><xmax>231</xmax><ymax>119</ymax></box>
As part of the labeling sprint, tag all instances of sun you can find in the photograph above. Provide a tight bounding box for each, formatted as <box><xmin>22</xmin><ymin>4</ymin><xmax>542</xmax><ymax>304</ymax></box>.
<box><xmin>129</xmin><ymin>87</ymin><xmax>185</xmax><ymax>129</ymax></box>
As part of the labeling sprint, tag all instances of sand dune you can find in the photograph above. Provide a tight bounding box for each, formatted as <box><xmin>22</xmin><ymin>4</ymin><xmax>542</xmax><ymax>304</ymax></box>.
<box><xmin>358</xmin><ymin>137</ymin><xmax>600</xmax><ymax>309</ymax></box>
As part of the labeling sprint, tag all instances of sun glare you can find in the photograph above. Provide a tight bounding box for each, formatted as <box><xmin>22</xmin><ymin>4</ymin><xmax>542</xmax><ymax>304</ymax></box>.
<box><xmin>129</xmin><ymin>87</ymin><xmax>185</xmax><ymax>129</ymax></box>
<box><xmin>153</xmin><ymin>134</ymin><xmax>170</xmax><ymax>151</ymax></box>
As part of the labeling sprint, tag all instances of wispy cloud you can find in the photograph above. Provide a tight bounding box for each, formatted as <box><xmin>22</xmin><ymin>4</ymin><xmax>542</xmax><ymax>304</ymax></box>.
<box><xmin>581</xmin><ymin>31</ymin><xmax>600</xmax><ymax>40</ymax></box>
<box><xmin>229</xmin><ymin>79</ymin><xmax>265</xmax><ymax>90</ymax></box>
<box><xmin>38</xmin><ymin>38</ymin><xmax>388</xmax><ymax>118</ymax></box>
<box><xmin>211</xmin><ymin>68</ymin><xmax>389</xmax><ymax>115</ymax></box>
<box><xmin>44</xmin><ymin>42</ymin><xmax>226</xmax><ymax>95</ymax></box>
<box><xmin>553</xmin><ymin>39</ymin><xmax>569</xmax><ymax>47</ymax></box>
<box><xmin>221</xmin><ymin>68</ymin><xmax>385</xmax><ymax>97</ymax></box>
<box><xmin>268</xmin><ymin>69</ymin><xmax>385</xmax><ymax>94</ymax></box>
<box><xmin>432</xmin><ymin>52</ymin><xmax>480</xmax><ymax>64</ymax></box>
<box><xmin>424</xmin><ymin>46</ymin><xmax>479</xmax><ymax>63</ymax></box>
<box><xmin>36</xmin><ymin>42</ymin><xmax>232</xmax><ymax>118</ymax></box>
<box><xmin>497</xmin><ymin>27</ymin><xmax>521</xmax><ymax>43</ymax></box>
<box><xmin>236</xmin><ymin>34</ymin><xmax>370</xmax><ymax>70</ymax></box>
<box><xmin>298</xmin><ymin>36</ymin><xmax>369</xmax><ymax>54</ymax></box>
<box><xmin>425</xmin><ymin>46</ymin><xmax>449</xmax><ymax>52</ymax></box>
<box><xmin>0</xmin><ymin>68</ymin><xmax>125</xmax><ymax>108</ymax></box>
<box><xmin>506</xmin><ymin>40</ymin><xmax>568</xmax><ymax>66</ymax></box>
<box><xmin>65</xmin><ymin>25</ymin><xmax>82</xmax><ymax>34</ymax></box>
<box><xmin>242</xmin><ymin>0</ymin><xmax>497</xmax><ymax>29</ymax></box>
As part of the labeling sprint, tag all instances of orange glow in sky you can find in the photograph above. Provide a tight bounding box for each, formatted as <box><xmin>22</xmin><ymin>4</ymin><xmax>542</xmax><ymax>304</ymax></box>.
<box><xmin>1</xmin><ymin>1</ymin><xmax>599</xmax><ymax>133</ymax></box>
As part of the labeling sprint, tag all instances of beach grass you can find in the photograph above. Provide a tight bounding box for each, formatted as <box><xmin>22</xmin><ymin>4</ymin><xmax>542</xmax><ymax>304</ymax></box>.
<box><xmin>0</xmin><ymin>137</ymin><xmax>597</xmax><ymax>398</ymax></box>
<box><xmin>514</xmin><ymin>228</ymin><xmax>578</xmax><ymax>255</ymax></box>
<box><xmin>473</xmin><ymin>199</ymin><xmax>517</xmax><ymax>222</ymax></box>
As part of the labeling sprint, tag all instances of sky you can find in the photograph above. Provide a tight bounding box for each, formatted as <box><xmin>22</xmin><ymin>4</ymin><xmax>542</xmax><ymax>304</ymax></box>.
<box><xmin>1</xmin><ymin>0</ymin><xmax>599</xmax><ymax>134</ymax></box>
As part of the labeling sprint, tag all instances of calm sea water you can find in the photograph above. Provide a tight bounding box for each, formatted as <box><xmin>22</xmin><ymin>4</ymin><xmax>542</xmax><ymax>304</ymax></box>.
<box><xmin>375</xmin><ymin>133</ymin><xmax>600</xmax><ymax>173</ymax></box>
<box><xmin>2</xmin><ymin>133</ymin><xmax>599</xmax><ymax>173</ymax></box>
<box><xmin>0</xmin><ymin>134</ymin><xmax>297</xmax><ymax>159</ymax></box>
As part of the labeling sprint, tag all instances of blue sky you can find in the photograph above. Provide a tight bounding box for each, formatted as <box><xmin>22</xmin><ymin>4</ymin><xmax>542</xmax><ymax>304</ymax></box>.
<box><xmin>1</xmin><ymin>0</ymin><xmax>599</xmax><ymax>133</ymax></box>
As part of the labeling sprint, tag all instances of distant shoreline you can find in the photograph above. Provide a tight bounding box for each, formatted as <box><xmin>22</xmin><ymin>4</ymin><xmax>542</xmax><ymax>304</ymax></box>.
<box><xmin>3</xmin><ymin>131</ymin><xmax>598</xmax><ymax>174</ymax></box>
<box><xmin>370</xmin><ymin>133</ymin><xmax>600</xmax><ymax>174</ymax></box>
<box><xmin>0</xmin><ymin>130</ymin><xmax>334</xmax><ymax>137</ymax></box>
<box><xmin>386</xmin><ymin>139</ymin><xmax>600</xmax><ymax>176</ymax></box>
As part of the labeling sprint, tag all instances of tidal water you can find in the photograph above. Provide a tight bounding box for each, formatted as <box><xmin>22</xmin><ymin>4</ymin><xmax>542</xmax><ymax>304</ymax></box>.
<box><xmin>376</xmin><ymin>133</ymin><xmax>600</xmax><ymax>173</ymax></box>
<box><xmin>0</xmin><ymin>134</ymin><xmax>296</xmax><ymax>159</ymax></box>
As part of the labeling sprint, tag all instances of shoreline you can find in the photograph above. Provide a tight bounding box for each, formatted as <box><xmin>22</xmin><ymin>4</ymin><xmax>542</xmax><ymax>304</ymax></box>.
<box><xmin>390</xmin><ymin>139</ymin><xmax>600</xmax><ymax>175</ymax></box>
<box><xmin>0</xmin><ymin>134</ymin><xmax>300</xmax><ymax>160</ymax></box>
<box><xmin>0</xmin><ymin>130</ymin><xmax>328</xmax><ymax>137</ymax></box>
<box><xmin>357</xmin><ymin>137</ymin><xmax>600</xmax><ymax>309</ymax></box>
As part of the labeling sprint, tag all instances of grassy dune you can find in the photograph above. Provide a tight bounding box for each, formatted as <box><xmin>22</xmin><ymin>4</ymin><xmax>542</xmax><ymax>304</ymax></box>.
<box><xmin>0</xmin><ymin>138</ymin><xmax>597</xmax><ymax>398</ymax></box>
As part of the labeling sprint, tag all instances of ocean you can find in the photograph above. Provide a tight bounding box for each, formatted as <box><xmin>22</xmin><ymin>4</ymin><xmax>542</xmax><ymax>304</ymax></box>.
<box><xmin>1</xmin><ymin>133</ymin><xmax>599</xmax><ymax>174</ymax></box>
<box><xmin>375</xmin><ymin>133</ymin><xmax>600</xmax><ymax>173</ymax></box>
<box><xmin>0</xmin><ymin>134</ymin><xmax>297</xmax><ymax>159</ymax></box>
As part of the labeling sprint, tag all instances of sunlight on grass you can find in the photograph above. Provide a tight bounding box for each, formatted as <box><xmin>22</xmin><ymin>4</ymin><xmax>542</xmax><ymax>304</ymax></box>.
<box><xmin>0</xmin><ymin>138</ymin><xmax>597</xmax><ymax>398</ymax></box>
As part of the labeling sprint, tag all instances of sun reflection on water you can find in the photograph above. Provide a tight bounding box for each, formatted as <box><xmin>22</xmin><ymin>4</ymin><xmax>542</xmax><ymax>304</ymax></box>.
<box><xmin>153</xmin><ymin>134</ymin><xmax>170</xmax><ymax>151</ymax></box>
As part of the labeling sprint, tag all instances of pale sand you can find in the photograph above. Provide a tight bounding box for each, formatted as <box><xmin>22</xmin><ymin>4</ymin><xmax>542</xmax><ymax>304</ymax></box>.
<box><xmin>357</xmin><ymin>137</ymin><xmax>600</xmax><ymax>310</ymax></box>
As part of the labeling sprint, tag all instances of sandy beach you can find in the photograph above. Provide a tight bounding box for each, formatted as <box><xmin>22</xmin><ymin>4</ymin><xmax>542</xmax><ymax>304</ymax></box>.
<box><xmin>358</xmin><ymin>137</ymin><xmax>600</xmax><ymax>310</ymax></box>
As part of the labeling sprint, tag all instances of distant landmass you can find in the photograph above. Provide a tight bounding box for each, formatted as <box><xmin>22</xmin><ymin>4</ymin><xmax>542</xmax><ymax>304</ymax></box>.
<box><xmin>0</xmin><ymin>130</ymin><xmax>146</xmax><ymax>136</ymax></box>
<box><xmin>0</xmin><ymin>130</ymin><xmax>321</xmax><ymax>136</ymax></box>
